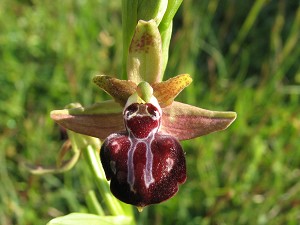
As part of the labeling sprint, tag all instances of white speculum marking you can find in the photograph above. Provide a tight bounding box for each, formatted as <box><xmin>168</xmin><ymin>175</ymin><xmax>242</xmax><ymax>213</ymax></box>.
<box><xmin>125</xmin><ymin>104</ymin><xmax>161</xmax><ymax>192</ymax></box>
<box><xmin>166</xmin><ymin>158</ymin><xmax>174</xmax><ymax>172</ymax></box>
<box><xmin>111</xmin><ymin>140</ymin><xmax>121</xmax><ymax>153</ymax></box>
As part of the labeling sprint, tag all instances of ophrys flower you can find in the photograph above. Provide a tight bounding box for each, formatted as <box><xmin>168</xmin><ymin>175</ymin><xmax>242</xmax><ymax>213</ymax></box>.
<box><xmin>50</xmin><ymin>20</ymin><xmax>237</xmax><ymax>209</ymax></box>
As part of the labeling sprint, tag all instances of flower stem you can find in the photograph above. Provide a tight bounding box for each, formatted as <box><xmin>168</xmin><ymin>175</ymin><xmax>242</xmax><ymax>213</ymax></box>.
<box><xmin>86</xmin><ymin>190</ymin><xmax>105</xmax><ymax>216</ymax></box>
<box><xmin>82</xmin><ymin>145</ymin><xmax>125</xmax><ymax>216</ymax></box>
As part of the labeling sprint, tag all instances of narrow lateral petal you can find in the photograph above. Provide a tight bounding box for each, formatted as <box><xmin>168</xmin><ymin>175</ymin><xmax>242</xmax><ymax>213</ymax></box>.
<box><xmin>93</xmin><ymin>75</ymin><xmax>137</xmax><ymax>106</ymax></box>
<box><xmin>161</xmin><ymin>101</ymin><xmax>237</xmax><ymax>141</ymax></box>
<box><xmin>152</xmin><ymin>74</ymin><xmax>192</xmax><ymax>107</ymax></box>
<box><xmin>50</xmin><ymin>101</ymin><xmax>124</xmax><ymax>140</ymax></box>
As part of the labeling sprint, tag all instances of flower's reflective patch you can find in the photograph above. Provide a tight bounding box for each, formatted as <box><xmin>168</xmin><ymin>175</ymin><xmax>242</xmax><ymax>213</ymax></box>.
<box><xmin>100</xmin><ymin>97</ymin><xmax>186</xmax><ymax>208</ymax></box>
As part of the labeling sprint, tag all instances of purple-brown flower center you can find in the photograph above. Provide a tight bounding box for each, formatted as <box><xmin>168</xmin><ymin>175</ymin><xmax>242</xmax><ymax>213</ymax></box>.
<box><xmin>124</xmin><ymin>103</ymin><xmax>161</xmax><ymax>139</ymax></box>
<box><xmin>100</xmin><ymin>101</ymin><xmax>186</xmax><ymax>207</ymax></box>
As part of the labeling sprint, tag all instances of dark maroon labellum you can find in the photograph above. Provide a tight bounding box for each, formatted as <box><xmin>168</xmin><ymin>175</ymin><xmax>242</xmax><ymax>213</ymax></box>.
<box><xmin>100</xmin><ymin>102</ymin><xmax>186</xmax><ymax>207</ymax></box>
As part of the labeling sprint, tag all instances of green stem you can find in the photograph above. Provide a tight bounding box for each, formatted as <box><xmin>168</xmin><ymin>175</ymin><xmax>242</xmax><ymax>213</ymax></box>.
<box><xmin>82</xmin><ymin>145</ymin><xmax>125</xmax><ymax>216</ymax></box>
<box><xmin>86</xmin><ymin>190</ymin><xmax>105</xmax><ymax>216</ymax></box>
<box><xmin>160</xmin><ymin>21</ymin><xmax>172</xmax><ymax>76</ymax></box>
<box><xmin>122</xmin><ymin>0</ymin><xmax>138</xmax><ymax>79</ymax></box>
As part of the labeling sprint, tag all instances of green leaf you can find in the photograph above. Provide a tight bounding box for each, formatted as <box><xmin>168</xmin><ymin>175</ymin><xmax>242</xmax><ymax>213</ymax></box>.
<box><xmin>159</xmin><ymin>21</ymin><xmax>173</xmax><ymax>75</ymax></box>
<box><xmin>159</xmin><ymin>0</ymin><xmax>183</xmax><ymax>74</ymax></box>
<box><xmin>159</xmin><ymin>0</ymin><xmax>183</xmax><ymax>32</ymax></box>
<box><xmin>122</xmin><ymin>0</ymin><xmax>138</xmax><ymax>79</ymax></box>
<box><xmin>47</xmin><ymin>213</ymin><xmax>132</xmax><ymax>225</ymax></box>
<box><xmin>137</xmin><ymin>0</ymin><xmax>168</xmax><ymax>25</ymax></box>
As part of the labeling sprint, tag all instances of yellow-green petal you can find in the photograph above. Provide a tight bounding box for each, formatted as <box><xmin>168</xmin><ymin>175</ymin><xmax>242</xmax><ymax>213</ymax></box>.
<box><xmin>93</xmin><ymin>75</ymin><xmax>137</xmax><ymax>106</ymax></box>
<box><xmin>152</xmin><ymin>74</ymin><xmax>192</xmax><ymax>107</ymax></box>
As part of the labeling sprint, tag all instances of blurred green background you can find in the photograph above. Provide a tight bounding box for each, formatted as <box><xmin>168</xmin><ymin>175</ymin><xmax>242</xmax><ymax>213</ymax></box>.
<box><xmin>1</xmin><ymin>0</ymin><xmax>300</xmax><ymax>224</ymax></box>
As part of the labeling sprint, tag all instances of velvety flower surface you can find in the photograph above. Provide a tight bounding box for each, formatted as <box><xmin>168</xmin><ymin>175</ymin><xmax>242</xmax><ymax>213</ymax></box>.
<box><xmin>100</xmin><ymin>98</ymin><xmax>186</xmax><ymax>207</ymax></box>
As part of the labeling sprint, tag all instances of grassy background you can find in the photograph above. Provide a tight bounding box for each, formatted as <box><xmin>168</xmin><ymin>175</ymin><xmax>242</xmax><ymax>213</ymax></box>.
<box><xmin>1</xmin><ymin>0</ymin><xmax>300</xmax><ymax>224</ymax></box>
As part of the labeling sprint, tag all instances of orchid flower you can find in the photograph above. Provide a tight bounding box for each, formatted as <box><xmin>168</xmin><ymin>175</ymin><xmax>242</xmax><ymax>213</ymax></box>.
<box><xmin>49</xmin><ymin>20</ymin><xmax>236</xmax><ymax>209</ymax></box>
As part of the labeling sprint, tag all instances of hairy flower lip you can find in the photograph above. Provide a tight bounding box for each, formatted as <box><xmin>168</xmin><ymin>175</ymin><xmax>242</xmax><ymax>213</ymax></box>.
<box><xmin>101</xmin><ymin>132</ymin><xmax>187</xmax><ymax>207</ymax></box>
<box><xmin>100</xmin><ymin>100</ymin><xmax>187</xmax><ymax>207</ymax></box>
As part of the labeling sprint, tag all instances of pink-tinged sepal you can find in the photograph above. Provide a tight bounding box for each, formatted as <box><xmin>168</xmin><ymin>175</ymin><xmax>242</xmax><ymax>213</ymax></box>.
<box><xmin>50</xmin><ymin>101</ymin><xmax>124</xmax><ymax>140</ymax></box>
<box><xmin>161</xmin><ymin>101</ymin><xmax>237</xmax><ymax>140</ymax></box>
